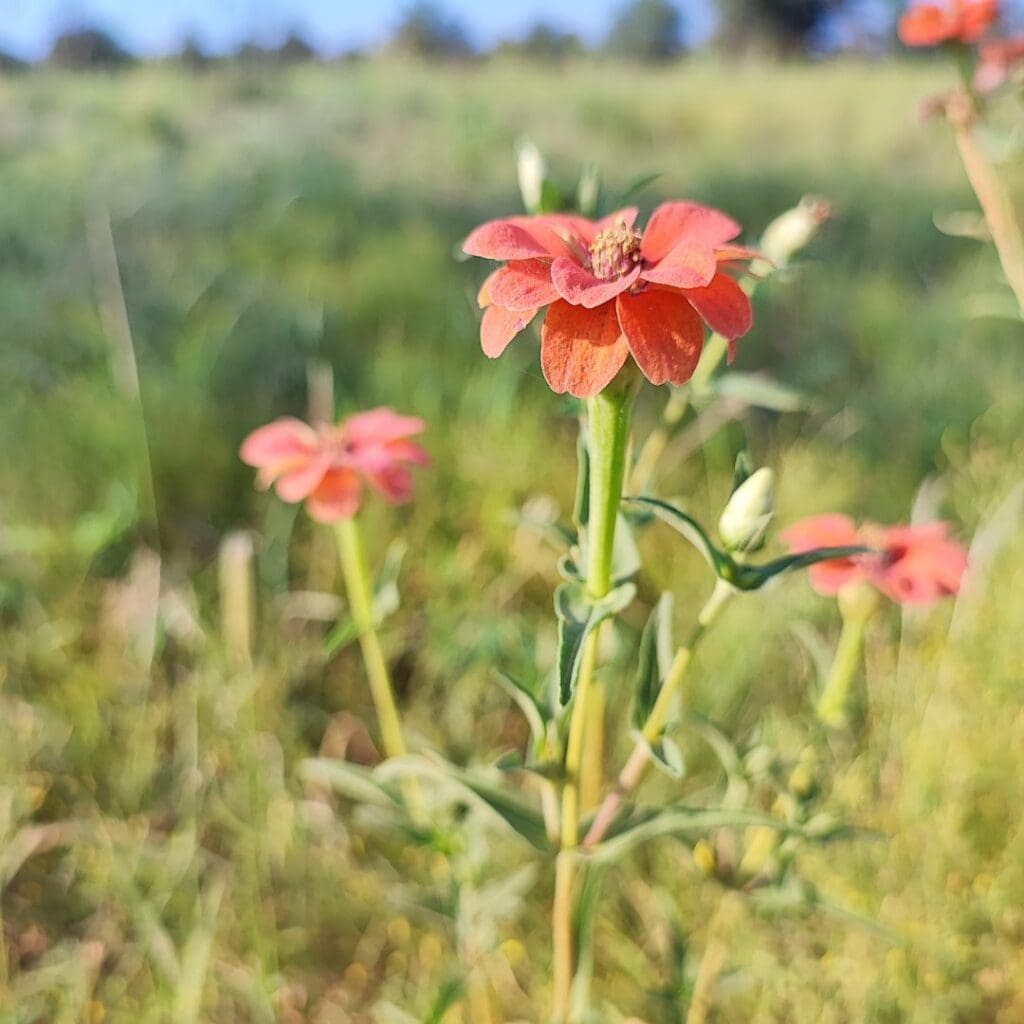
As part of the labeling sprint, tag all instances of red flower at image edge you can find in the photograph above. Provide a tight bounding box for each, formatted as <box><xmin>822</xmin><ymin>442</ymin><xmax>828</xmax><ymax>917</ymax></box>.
<box><xmin>463</xmin><ymin>202</ymin><xmax>757</xmax><ymax>398</ymax></box>
<box><xmin>781</xmin><ymin>515</ymin><xmax>968</xmax><ymax>605</ymax></box>
<box><xmin>898</xmin><ymin>0</ymin><xmax>998</xmax><ymax>47</ymax></box>
<box><xmin>240</xmin><ymin>408</ymin><xmax>429</xmax><ymax>522</ymax></box>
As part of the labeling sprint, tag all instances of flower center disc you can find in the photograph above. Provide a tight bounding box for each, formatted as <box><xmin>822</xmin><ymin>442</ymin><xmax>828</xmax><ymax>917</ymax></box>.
<box><xmin>588</xmin><ymin>223</ymin><xmax>643</xmax><ymax>280</ymax></box>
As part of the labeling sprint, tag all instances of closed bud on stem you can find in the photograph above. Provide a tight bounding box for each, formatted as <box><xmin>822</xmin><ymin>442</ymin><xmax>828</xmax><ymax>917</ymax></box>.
<box><xmin>759</xmin><ymin>195</ymin><xmax>832</xmax><ymax>269</ymax></box>
<box><xmin>515</xmin><ymin>138</ymin><xmax>546</xmax><ymax>215</ymax></box>
<box><xmin>719</xmin><ymin>467</ymin><xmax>775</xmax><ymax>554</ymax></box>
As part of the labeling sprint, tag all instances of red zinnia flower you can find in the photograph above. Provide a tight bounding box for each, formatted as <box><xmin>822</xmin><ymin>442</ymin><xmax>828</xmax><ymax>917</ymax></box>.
<box><xmin>898</xmin><ymin>0</ymin><xmax>998</xmax><ymax>47</ymax></box>
<box><xmin>240</xmin><ymin>408</ymin><xmax>429</xmax><ymax>522</ymax></box>
<box><xmin>781</xmin><ymin>515</ymin><xmax>968</xmax><ymax>605</ymax></box>
<box><xmin>463</xmin><ymin>202</ymin><xmax>757</xmax><ymax>398</ymax></box>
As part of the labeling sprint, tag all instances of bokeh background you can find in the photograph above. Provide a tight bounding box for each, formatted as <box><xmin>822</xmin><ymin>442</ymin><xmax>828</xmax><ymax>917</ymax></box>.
<box><xmin>2</xmin><ymin>2</ymin><xmax>1024</xmax><ymax>1021</ymax></box>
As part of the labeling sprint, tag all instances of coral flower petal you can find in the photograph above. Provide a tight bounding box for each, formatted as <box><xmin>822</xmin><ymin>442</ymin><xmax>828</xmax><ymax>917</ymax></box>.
<box><xmin>477</xmin><ymin>268</ymin><xmax>502</xmax><ymax>308</ymax></box>
<box><xmin>383</xmin><ymin>439</ymin><xmax>432</xmax><ymax>467</ymax></box>
<box><xmin>462</xmin><ymin>219</ymin><xmax>551</xmax><ymax>260</ymax></box>
<box><xmin>870</xmin><ymin>523</ymin><xmax>968</xmax><ymax>604</ymax></box>
<box><xmin>276</xmin><ymin>453</ymin><xmax>333</xmax><ymax>503</ymax></box>
<box><xmin>307</xmin><ymin>468</ymin><xmax>362</xmax><ymax>522</ymax></box>
<box><xmin>898</xmin><ymin>5</ymin><xmax>957</xmax><ymax>45</ymax></box>
<box><xmin>640</xmin><ymin>244</ymin><xmax>718</xmax><ymax>290</ymax></box>
<box><xmin>616</xmin><ymin>289</ymin><xmax>705</xmax><ymax>387</ymax></box>
<box><xmin>961</xmin><ymin>0</ymin><xmax>998</xmax><ymax>41</ymax></box>
<box><xmin>346</xmin><ymin>407</ymin><xmax>426</xmax><ymax>444</ymax></box>
<box><xmin>715</xmin><ymin>244</ymin><xmax>762</xmax><ymax>265</ymax></box>
<box><xmin>240</xmin><ymin>418</ymin><xmax>319</xmax><ymax>470</ymax></box>
<box><xmin>481</xmin><ymin>304</ymin><xmax>538</xmax><ymax>357</ymax></box>
<box><xmin>641</xmin><ymin>201</ymin><xmax>741</xmax><ymax>263</ymax></box>
<box><xmin>683</xmin><ymin>273</ymin><xmax>753</xmax><ymax>340</ymax></box>
<box><xmin>366</xmin><ymin>463</ymin><xmax>416</xmax><ymax>504</ymax></box>
<box><xmin>551</xmin><ymin>257</ymin><xmax>642</xmax><ymax>308</ymax></box>
<box><xmin>596</xmin><ymin>206</ymin><xmax>640</xmax><ymax>232</ymax></box>
<box><xmin>541</xmin><ymin>300</ymin><xmax>629</xmax><ymax>398</ymax></box>
<box><xmin>781</xmin><ymin>515</ymin><xmax>866</xmax><ymax>595</ymax></box>
<box><xmin>488</xmin><ymin>259</ymin><xmax>559</xmax><ymax>311</ymax></box>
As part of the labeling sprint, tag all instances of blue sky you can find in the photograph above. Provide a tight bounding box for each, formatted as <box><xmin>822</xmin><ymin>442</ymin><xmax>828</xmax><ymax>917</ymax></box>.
<box><xmin>0</xmin><ymin>0</ymin><xmax>721</xmax><ymax>58</ymax></box>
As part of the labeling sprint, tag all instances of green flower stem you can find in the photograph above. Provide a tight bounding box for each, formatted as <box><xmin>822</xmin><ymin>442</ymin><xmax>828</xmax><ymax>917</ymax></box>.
<box><xmin>552</xmin><ymin>385</ymin><xmax>633</xmax><ymax>1023</ymax></box>
<box><xmin>582</xmin><ymin>580</ymin><xmax>733</xmax><ymax>850</ymax></box>
<box><xmin>584</xmin><ymin>388</ymin><xmax>633</xmax><ymax>598</ymax></box>
<box><xmin>816</xmin><ymin>586</ymin><xmax>878</xmax><ymax>729</ymax></box>
<box><xmin>334</xmin><ymin>518</ymin><xmax>424</xmax><ymax>818</ymax></box>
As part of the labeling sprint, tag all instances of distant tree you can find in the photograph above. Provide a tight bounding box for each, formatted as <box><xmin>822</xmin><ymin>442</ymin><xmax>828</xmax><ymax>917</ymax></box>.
<box><xmin>0</xmin><ymin>49</ymin><xmax>28</xmax><ymax>73</ymax></box>
<box><xmin>49</xmin><ymin>28</ymin><xmax>134</xmax><ymax>69</ymax></box>
<box><xmin>390</xmin><ymin>3</ymin><xmax>473</xmax><ymax>59</ymax></box>
<box><xmin>495</xmin><ymin>22</ymin><xmax>584</xmax><ymax>61</ymax></box>
<box><xmin>176</xmin><ymin>34</ymin><xmax>210</xmax><ymax>71</ymax></box>
<box><xmin>606</xmin><ymin>0</ymin><xmax>684</xmax><ymax>62</ymax></box>
<box><xmin>234</xmin><ymin>41</ymin><xmax>269</xmax><ymax>65</ymax></box>
<box><xmin>276</xmin><ymin>31</ymin><xmax>316</xmax><ymax>64</ymax></box>
<box><xmin>717</xmin><ymin>0</ymin><xmax>840</xmax><ymax>54</ymax></box>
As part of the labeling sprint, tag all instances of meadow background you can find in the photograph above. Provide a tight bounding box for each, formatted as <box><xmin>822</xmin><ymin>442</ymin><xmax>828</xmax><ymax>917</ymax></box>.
<box><xmin>2</xmin><ymin>49</ymin><xmax>1024</xmax><ymax>1023</ymax></box>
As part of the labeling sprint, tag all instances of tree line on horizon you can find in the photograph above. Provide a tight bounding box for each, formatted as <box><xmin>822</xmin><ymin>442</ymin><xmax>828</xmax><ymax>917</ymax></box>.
<box><xmin>3</xmin><ymin>0</ymin><xmax>915</xmax><ymax>72</ymax></box>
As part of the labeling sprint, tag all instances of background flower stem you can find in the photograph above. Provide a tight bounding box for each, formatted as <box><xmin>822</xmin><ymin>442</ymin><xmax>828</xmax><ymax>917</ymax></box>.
<box><xmin>334</xmin><ymin>518</ymin><xmax>424</xmax><ymax>818</ymax></box>
<box><xmin>583</xmin><ymin>580</ymin><xmax>733</xmax><ymax>850</ymax></box>
<box><xmin>816</xmin><ymin>586</ymin><xmax>878</xmax><ymax>729</ymax></box>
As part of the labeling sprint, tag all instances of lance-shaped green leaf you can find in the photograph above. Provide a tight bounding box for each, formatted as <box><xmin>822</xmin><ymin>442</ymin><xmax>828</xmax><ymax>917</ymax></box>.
<box><xmin>612</xmin><ymin>171</ymin><xmax>661</xmax><ymax>207</ymax></box>
<box><xmin>493</xmin><ymin>671</ymin><xmax>548</xmax><ymax>748</ymax></box>
<box><xmin>636</xmin><ymin>732</ymin><xmax>686</xmax><ymax>780</ymax></box>
<box><xmin>727</xmin><ymin>545</ymin><xmax>873</xmax><ymax>591</ymax></box>
<box><xmin>624</xmin><ymin>496</ymin><xmax>731</xmax><ymax>575</ymax></box>
<box><xmin>627</xmin><ymin>496</ymin><xmax>873</xmax><ymax>592</ymax></box>
<box><xmin>632</xmin><ymin>592</ymin><xmax>675</xmax><ymax>729</ymax></box>
<box><xmin>573</xmin><ymin>423</ymin><xmax>590</xmax><ymax>528</ymax></box>
<box><xmin>299</xmin><ymin>758</ymin><xmax>401</xmax><ymax>808</ymax></box>
<box><xmin>555</xmin><ymin>580</ymin><xmax>636</xmax><ymax>704</ymax></box>
<box><xmin>576</xmin><ymin>162</ymin><xmax>601</xmax><ymax>217</ymax></box>
<box><xmin>712</xmin><ymin>371</ymin><xmax>810</xmax><ymax>413</ymax></box>
<box><xmin>587</xmin><ymin>805</ymin><xmax>813</xmax><ymax>866</ymax></box>
<box><xmin>378</xmin><ymin>756</ymin><xmax>551</xmax><ymax>853</ymax></box>
<box><xmin>611</xmin><ymin>511</ymin><xmax>641</xmax><ymax>583</ymax></box>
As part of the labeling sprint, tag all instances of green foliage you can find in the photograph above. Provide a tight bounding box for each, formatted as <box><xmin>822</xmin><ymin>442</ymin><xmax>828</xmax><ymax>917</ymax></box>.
<box><xmin>1</xmin><ymin>57</ymin><xmax>1023</xmax><ymax>1023</ymax></box>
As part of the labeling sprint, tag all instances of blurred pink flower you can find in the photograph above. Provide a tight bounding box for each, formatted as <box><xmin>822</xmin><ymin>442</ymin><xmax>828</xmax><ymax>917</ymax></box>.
<box><xmin>240</xmin><ymin>408</ymin><xmax>428</xmax><ymax>522</ymax></box>
<box><xmin>781</xmin><ymin>515</ymin><xmax>967</xmax><ymax>605</ymax></box>
<box><xmin>464</xmin><ymin>202</ymin><xmax>757</xmax><ymax>398</ymax></box>
<box><xmin>975</xmin><ymin>36</ymin><xmax>1024</xmax><ymax>92</ymax></box>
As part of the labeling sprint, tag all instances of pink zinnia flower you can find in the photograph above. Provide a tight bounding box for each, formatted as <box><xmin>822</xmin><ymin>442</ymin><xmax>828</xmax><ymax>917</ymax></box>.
<box><xmin>975</xmin><ymin>36</ymin><xmax>1024</xmax><ymax>92</ymax></box>
<box><xmin>781</xmin><ymin>515</ymin><xmax>968</xmax><ymax>605</ymax></box>
<box><xmin>898</xmin><ymin>0</ymin><xmax>998</xmax><ymax>47</ymax></box>
<box><xmin>240</xmin><ymin>408</ymin><xmax>429</xmax><ymax>522</ymax></box>
<box><xmin>463</xmin><ymin>202</ymin><xmax>757</xmax><ymax>398</ymax></box>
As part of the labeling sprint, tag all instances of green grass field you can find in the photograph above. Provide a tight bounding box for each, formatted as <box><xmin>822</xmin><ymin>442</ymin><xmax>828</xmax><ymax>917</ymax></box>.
<box><xmin>2</xmin><ymin>57</ymin><xmax>1024</xmax><ymax>1022</ymax></box>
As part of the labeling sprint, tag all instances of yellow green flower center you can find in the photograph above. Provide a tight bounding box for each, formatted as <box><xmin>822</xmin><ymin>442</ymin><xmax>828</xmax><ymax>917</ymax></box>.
<box><xmin>588</xmin><ymin>222</ymin><xmax>643</xmax><ymax>280</ymax></box>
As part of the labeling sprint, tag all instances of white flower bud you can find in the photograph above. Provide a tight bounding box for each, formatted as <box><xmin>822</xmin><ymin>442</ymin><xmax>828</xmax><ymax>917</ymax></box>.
<box><xmin>759</xmin><ymin>195</ymin><xmax>832</xmax><ymax>268</ymax></box>
<box><xmin>515</xmin><ymin>138</ymin><xmax>546</xmax><ymax>215</ymax></box>
<box><xmin>718</xmin><ymin>467</ymin><xmax>775</xmax><ymax>553</ymax></box>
